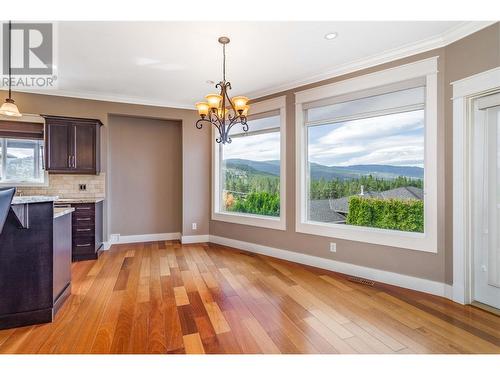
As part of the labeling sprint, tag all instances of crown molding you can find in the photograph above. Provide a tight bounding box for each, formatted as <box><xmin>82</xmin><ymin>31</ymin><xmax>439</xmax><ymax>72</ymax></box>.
<box><xmin>0</xmin><ymin>87</ymin><xmax>196</xmax><ymax>111</ymax></box>
<box><xmin>245</xmin><ymin>21</ymin><xmax>496</xmax><ymax>100</ymax></box>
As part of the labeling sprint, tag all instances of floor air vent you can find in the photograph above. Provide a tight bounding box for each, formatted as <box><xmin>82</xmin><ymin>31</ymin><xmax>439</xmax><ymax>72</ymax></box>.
<box><xmin>347</xmin><ymin>277</ymin><xmax>375</xmax><ymax>286</ymax></box>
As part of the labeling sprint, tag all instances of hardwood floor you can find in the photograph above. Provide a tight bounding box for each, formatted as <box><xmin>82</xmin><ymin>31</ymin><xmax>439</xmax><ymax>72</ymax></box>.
<box><xmin>1</xmin><ymin>241</ymin><xmax>499</xmax><ymax>354</ymax></box>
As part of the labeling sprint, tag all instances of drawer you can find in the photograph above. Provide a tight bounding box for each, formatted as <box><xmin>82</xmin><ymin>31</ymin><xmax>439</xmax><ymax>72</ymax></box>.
<box><xmin>73</xmin><ymin>215</ymin><xmax>94</xmax><ymax>226</ymax></box>
<box><xmin>73</xmin><ymin>236</ymin><xmax>96</xmax><ymax>252</ymax></box>
<box><xmin>73</xmin><ymin>226</ymin><xmax>95</xmax><ymax>237</ymax></box>
<box><xmin>72</xmin><ymin>243</ymin><xmax>95</xmax><ymax>255</ymax></box>
<box><xmin>72</xmin><ymin>212</ymin><xmax>95</xmax><ymax>225</ymax></box>
<box><xmin>72</xmin><ymin>204</ymin><xmax>95</xmax><ymax>217</ymax></box>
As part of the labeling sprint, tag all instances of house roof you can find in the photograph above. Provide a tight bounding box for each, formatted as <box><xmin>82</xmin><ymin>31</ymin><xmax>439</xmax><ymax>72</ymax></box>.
<box><xmin>309</xmin><ymin>199</ymin><xmax>346</xmax><ymax>223</ymax></box>
<box><xmin>329</xmin><ymin>186</ymin><xmax>423</xmax><ymax>214</ymax></box>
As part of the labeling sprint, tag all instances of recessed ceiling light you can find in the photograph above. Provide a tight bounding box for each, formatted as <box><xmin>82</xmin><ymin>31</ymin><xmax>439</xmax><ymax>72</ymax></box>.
<box><xmin>324</xmin><ymin>32</ymin><xmax>338</xmax><ymax>40</ymax></box>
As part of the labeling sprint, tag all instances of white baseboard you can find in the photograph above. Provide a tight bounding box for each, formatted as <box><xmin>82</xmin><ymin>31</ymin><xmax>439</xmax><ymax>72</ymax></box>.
<box><xmin>209</xmin><ymin>235</ymin><xmax>451</xmax><ymax>299</ymax></box>
<box><xmin>181</xmin><ymin>234</ymin><xmax>210</xmax><ymax>244</ymax></box>
<box><xmin>104</xmin><ymin>232</ymin><xmax>181</xmax><ymax>249</ymax></box>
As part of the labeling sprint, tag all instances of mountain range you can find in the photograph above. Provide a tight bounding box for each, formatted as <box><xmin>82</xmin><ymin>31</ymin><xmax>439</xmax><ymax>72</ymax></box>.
<box><xmin>224</xmin><ymin>159</ymin><xmax>424</xmax><ymax>180</ymax></box>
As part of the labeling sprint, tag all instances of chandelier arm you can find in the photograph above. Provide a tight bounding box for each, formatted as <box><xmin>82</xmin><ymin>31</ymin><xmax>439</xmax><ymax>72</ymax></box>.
<box><xmin>240</xmin><ymin>116</ymin><xmax>249</xmax><ymax>132</ymax></box>
<box><xmin>195</xmin><ymin>118</ymin><xmax>211</xmax><ymax>130</ymax></box>
<box><xmin>225</xmin><ymin>116</ymin><xmax>243</xmax><ymax>135</ymax></box>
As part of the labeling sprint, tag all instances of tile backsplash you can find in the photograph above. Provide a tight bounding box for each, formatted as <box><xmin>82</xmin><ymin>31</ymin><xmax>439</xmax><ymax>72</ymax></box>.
<box><xmin>17</xmin><ymin>173</ymin><xmax>106</xmax><ymax>199</ymax></box>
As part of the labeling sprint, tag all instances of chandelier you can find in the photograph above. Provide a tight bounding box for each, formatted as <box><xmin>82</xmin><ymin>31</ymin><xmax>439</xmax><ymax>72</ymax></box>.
<box><xmin>195</xmin><ymin>36</ymin><xmax>249</xmax><ymax>144</ymax></box>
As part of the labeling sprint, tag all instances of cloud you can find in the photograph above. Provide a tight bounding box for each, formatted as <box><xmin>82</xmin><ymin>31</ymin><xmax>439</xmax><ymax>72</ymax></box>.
<box><xmin>308</xmin><ymin>110</ymin><xmax>424</xmax><ymax>167</ymax></box>
<box><xmin>223</xmin><ymin>131</ymin><xmax>280</xmax><ymax>161</ymax></box>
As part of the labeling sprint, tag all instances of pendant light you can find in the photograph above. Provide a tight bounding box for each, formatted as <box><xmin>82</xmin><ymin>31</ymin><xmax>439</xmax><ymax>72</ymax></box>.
<box><xmin>0</xmin><ymin>21</ymin><xmax>22</xmax><ymax>117</ymax></box>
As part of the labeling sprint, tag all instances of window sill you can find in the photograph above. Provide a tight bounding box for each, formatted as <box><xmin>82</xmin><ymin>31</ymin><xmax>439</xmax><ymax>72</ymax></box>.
<box><xmin>212</xmin><ymin>211</ymin><xmax>286</xmax><ymax>231</ymax></box>
<box><xmin>296</xmin><ymin>220</ymin><xmax>436</xmax><ymax>253</ymax></box>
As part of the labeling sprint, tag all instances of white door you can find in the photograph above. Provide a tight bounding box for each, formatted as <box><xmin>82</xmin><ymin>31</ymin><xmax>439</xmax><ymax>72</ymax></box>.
<box><xmin>472</xmin><ymin>93</ymin><xmax>500</xmax><ymax>309</ymax></box>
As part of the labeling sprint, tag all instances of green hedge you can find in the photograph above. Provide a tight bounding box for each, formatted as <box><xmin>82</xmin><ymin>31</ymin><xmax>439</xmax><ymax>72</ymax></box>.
<box><xmin>346</xmin><ymin>196</ymin><xmax>424</xmax><ymax>233</ymax></box>
<box><xmin>228</xmin><ymin>191</ymin><xmax>280</xmax><ymax>217</ymax></box>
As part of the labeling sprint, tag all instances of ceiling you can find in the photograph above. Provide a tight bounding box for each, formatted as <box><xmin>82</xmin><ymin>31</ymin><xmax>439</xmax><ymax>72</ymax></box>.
<box><xmin>10</xmin><ymin>21</ymin><xmax>495</xmax><ymax>109</ymax></box>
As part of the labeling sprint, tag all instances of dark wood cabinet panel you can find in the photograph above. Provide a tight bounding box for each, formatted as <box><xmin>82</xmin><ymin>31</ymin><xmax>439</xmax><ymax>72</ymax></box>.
<box><xmin>43</xmin><ymin>116</ymin><xmax>102</xmax><ymax>175</ymax></box>
<box><xmin>73</xmin><ymin>123</ymin><xmax>96</xmax><ymax>172</ymax></box>
<box><xmin>0</xmin><ymin>202</ymin><xmax>54</xmax><ymax>329</ymax></box>
<box><xmin>46</xmin><ymin>121</ymin><xmax>72</xmax><ymax>171</ymax></box>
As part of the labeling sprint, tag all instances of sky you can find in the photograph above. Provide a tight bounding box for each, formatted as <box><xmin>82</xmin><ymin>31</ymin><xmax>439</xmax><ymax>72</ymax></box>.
<box><xmin>223</xmin><ymin>109</ymin><xmax>424</xmax><ymax>168</ymax></box>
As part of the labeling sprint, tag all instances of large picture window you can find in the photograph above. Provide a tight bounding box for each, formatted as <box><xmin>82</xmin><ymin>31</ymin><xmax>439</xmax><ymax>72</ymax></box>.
<box><xmin>295</xmin><ymin>58</ymin><xmax>438</xmax><ymax>252</ymax></box>
<box><xmin>212</xmin><ymin>96</ymin><xmax>286</xmax><ymax>230</ymax></box>
<box><xmin>306</xmin><ymin>86</ymin><xmax>425</xmax><ymax>233</ymax></box>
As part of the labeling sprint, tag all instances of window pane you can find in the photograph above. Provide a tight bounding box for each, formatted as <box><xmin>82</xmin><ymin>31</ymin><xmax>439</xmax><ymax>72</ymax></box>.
<box><xmin>221</xmin><ymin>125</ymin><xmax>280</xmax><ymax>217</ymax></box>
<box><xmin>2</xmin><ymin>138</ymin><xmax>43</xmax><ymax>182</ymax></box>
<box><xmin>306</xmin><ymin>86</ymin><xmax>424</xmax><ymax>124</ymax></box>
<box><xmin>307</xmin><ymin>109</ymin><xmax>424</xmax><ymax>233</ymax></box>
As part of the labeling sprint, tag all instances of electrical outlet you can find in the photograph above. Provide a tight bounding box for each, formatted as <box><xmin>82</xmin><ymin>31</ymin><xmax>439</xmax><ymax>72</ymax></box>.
<box><xmin>79</xmin><ymin>184</ymin><xmax>87</xmax><ymax>191</ymax></box>
<box><xmin>329</xmin><ymin>242</ymin><xmax>337</xmax><ymax>252</ymax></box>
<box><xmin>110</xmin><ymin>234</ymin><xmax>120</xmax><ymax>243</ymax></box>
<box><xmin>192</xmin><ymin>222</ymin><xmax>197</xmax><ymax>230</ymax></box>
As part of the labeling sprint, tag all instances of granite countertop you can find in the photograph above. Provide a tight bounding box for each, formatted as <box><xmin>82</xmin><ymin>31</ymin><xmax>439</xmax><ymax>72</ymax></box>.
<box><xmin>56</xmin><ymin>197</ymin><xmax>105</xmax><ymax>204</ymax></box>
<box><xmin>53</xmin><ymin>207</ymin><xmax>75</xmax><ymax>219</ymax></box>
<box><xmin>12</xmin><ymin>196</ymin><xmax>59</xmax><ymax>205</ymax></box>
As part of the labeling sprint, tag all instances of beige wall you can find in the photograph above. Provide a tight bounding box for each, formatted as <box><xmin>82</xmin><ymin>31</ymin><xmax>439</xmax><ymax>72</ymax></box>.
<box><xmin>210</xmin><ymin>23</ymin><xmax>500</xmax><ymax>284</ymax></box>
<box><xmin>8</xmin><ymin>93</ymin><xmax>210</xmax><ymax>240</ymax></box>
<box><xmin>108</xmin><ymin>115</ymin><xmax>182</xmax><ymax>236</ymax></box>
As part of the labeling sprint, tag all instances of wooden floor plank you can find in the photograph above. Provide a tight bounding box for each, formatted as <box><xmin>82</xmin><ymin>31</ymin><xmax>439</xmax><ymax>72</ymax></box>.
<box><xmin>183</xmin><ymin>333</ymin><xmax>205</xmax><ymax>354</ymax></box>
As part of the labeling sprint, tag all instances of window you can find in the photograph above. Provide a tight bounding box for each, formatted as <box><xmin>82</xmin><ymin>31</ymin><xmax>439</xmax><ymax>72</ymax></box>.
<box><xmin>0</xmin><ymin>137</ymin><xmax>45</xmax><ymax>185</ymax></box>
<box><xmin>212</xmin><ymin>96</ymin><xmax>286</xmax><ymax>230</ymax></box>
<box><xmin>295</xmin><ymin>58</ymin><xmax>438</xmax><ymax>252</ymax></box>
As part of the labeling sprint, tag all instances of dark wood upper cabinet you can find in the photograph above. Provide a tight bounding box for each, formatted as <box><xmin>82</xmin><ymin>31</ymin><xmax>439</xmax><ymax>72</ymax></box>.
<box><xmin>43</xmin><ymin>116</ymin><xmax>102</xmax><ymax>175</ymax></box>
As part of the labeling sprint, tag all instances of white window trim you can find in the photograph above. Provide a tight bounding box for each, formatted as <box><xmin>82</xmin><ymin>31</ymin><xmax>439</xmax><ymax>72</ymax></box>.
<box><xmin>295</xmin><ymin>57</ymin><xmax>439</xmax><ymax>253</ymax></box>
<box><xmin>212</xmin><ymin>95</ymin><xmax>287</xmax><ymax>230</ymax></box>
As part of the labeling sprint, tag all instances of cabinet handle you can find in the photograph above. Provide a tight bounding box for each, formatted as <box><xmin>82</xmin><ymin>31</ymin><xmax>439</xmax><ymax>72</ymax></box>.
<box><xmin>68</xmin><ymin>155</ymin><xmax>71</xmax><ymax>168</ymax></box>
<box><xmin>77</xmin><ymin>228</ymin><xmax>91</xmax><ymax>232</ymax></box>
<box><xmin>76</xmin><ymin>243</ymin><xmax>91</xmax><ymax>247</ymax></box>
<box><xmin>76</xmin><ymin>207</ymin><xmax>91</xmax><ymax>210</ymax></box>
<box><xmin>72</xmin><ymin>155</ymin><xmax>76</xmax><ymax>168</ymax></box>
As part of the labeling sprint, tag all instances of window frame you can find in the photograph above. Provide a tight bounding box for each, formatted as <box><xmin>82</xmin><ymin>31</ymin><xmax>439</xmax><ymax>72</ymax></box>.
<box><xmin>212</xmin><ymin>96</ymin><xmax>287</xmax><ymax>230</ymax></box>
<box><xmin>0</xmin><ymin>137</ymin><xmax>48</xmax><ymax>187</ymax></box>
<box><xmin>295</xmin><ymin>57</ymin><xmax>438</xmax><ymax>252</ymax></box>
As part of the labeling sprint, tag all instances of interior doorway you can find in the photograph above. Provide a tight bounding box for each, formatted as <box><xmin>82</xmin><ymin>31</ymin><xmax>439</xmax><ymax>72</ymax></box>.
<box><xmin>471</xmin><ymin>93</ymin><xmax>500</xmax><ymax>310</ymax></box>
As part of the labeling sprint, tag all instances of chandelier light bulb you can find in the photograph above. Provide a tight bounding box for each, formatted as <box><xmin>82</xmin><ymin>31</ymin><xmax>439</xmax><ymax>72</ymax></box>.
<box><xmin>195</xmin><ymin>102</ymin><xmax>210</xmax><ymax>117</ymax></box>
<box><xmin>205</xmin><ymin>94</ymin><xmax>223</xmax><ymax>109</ymax></box>
<box><xmin>0</xmin><ymin>98</ymin><xmax>22</xmax><ymax>117</ymax></box>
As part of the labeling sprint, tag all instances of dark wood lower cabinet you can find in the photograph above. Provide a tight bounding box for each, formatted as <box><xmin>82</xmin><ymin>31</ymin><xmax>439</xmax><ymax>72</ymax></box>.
<box><xmin>0</xmin><ymin>202</ymin><xmax>72</xmax><ymax>330</ymax></box>
<box><xmin>71</xmin><ymin>201</ymin><xmax>103</xmax><ymax>261</ymax></box>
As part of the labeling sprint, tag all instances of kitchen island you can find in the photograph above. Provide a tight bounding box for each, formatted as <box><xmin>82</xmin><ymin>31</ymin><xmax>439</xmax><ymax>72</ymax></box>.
<box><xmin>0</xmin><ymin>196</ymin><xmax>74</xmax><ymax>330</ymax></box>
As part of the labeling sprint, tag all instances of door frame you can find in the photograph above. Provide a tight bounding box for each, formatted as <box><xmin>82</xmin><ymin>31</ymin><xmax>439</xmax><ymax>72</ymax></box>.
<box><xmin>452</xmin><ymin>66</ymin><xmax>500</xmax><ymax>304</ymax></box>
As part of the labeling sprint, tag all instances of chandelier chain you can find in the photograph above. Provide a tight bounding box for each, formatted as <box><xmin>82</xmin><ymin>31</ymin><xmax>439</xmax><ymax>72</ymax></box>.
<box><xmin>8</xmin><ymin>20</ymin><xmax>12</xmax><ymax>99</ymax></box>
